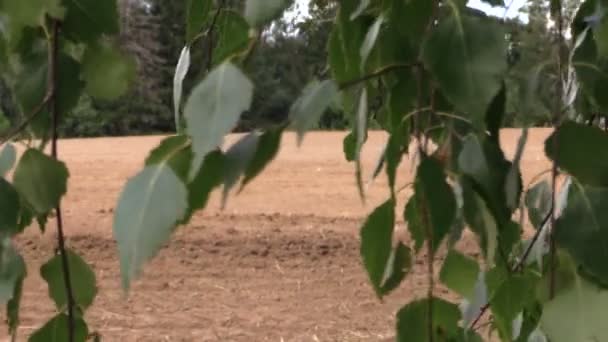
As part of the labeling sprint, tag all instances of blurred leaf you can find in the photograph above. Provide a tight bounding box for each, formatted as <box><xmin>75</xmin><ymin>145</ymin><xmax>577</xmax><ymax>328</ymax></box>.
<box><xmin>328</xmin><ymin>1</ymin><xmax>366</xmax><ymax>83</ymax></box>
<box><xmin>6</xmin><ymin>273</ymin><xmax>24</xmax><ymax>336</ymax></box>
<box><xmin>213</xmin><ymin>11</ymin><xmax>250</xmax><ymax>64</ymax></box>
<box><xmin>422</xmin><ymin>11</ymin><xmax>507</xmax><ymax>124</ymax></box>
<box><xmin>360</xmin><ymin>199</ymin><xmax>396</xmax><ymax>297</ymax></box>
<box><xmin>62</xmin><ymin>0</ymin><xmax>119</xmax><ymax>42</ymax></box>
<box><xmin>40</xmin><ymin>249</ymin><xmax>97</xmax><ymax>311</ymax></box>
<box><xmin>29</xmin><ymin>313</ymin><xmax>88</xmax><ymax>342</ymax></box>
<box><xmin>0</xmin><ymin>179</ymin><xmax>19</xmax><ymax>235</ymax></box>
<box><xmin>113</xmin><ymin>165</ymin><xmax>188</xmax><ymax>290</ymax></box>
<box><xmin>145</xmin><ymin>135</ymin><xmax>192</xmax><ymax>183</ymax></box>
<box><xmin>404</xmin><ymin>196</ymin><xmax>425</xmax><ymax>253</ymax></box>
<box><xmin>185</xmin><ymin>62</ymin><xmax>252</xmax><ymax>175</ymax></box>
<box><xmin>1</xmin><ymin>0</ymin><xmax>64</xmax><ymax>30</ymax></box>
<box><xmin>354</xmin><ymin>88</ymin><xmax>368</xmax><ymax>200</ymax></box>
<box><xmin>396</xmin><ymin>297</ymin><xmax>464</xmax><ymax>341</ymax></box>
<box><xmin>545</xmin><ymin>121</ymin><xmax>608</xmax><ymax>186</ymax></box>
<box><xmin>289</xmin><ymin>80</ymin><xmax>338</xmax><ymax>145</ymax></box>
<box><xmin>0</xmin><ymin>240</ymin><xmax>25</xmax><ymax>305</ymax></box>
<box><xmin>461</xmin><ymin>180</ymin><xmax>498</xmax><ymax>263</ymax></box>
<box><xmin>554</xmin><ymin>180</ymin><xmax>608</xmax><ymax>284</ymax></box>
<box><xmin>241</xmin><ymin>128</ymin><xmax>283</xmax><ymax>190</ymax></box>
<box><xmin>541</xmin><ymin>276</ymin><xmax>608</xmax><ymax>342</ymax></box>
<box><xmin>460</xmin><ymin>271</ymin><xmax>488</xmax><ymax>328</ymax></box>
<box><xmin>82</xmin><ymin>41</ymin><xmax>135</xmax><ymax>100</ymax></box>
<box><xmin>0</xmin><ymin>143</ymin><xmax>16</xmax><ymax>177</ymax></box>
<box><xmin>13</xmin><ymin>149</ymin><xmax>68</xmax><ymax>214</ymax></box>
<box><xmin>350</xmin><ymin>0</ymin><xmax>370</xmax><ymax>20</ymax></box>
<box><xmin>244</xmin><ymin>0</ymin><xmax>290</xmax><ymax>27</ymax></box>
<box><xmin>440</xmin><ymin>249</ymin><xmax>480</xmax><ymax>298</ymax></box>
<box><xmin>526</xmin><ymin>180</ymin><xmax>552</xmax><ymax>230</ymax></box>
<box><xmin>173</xmin><ymin>47</ymin><xmax>191</xmax><ymax>131</ymax></box>
<box><xmin>222</xmin><ymin>133</ymin><xmax>259</xmax><ymax>207</ymax></box>
<box><xmin>186</xmin><ymin>0</ymin><xmax>212</xmax><ymax>42</ymax></box>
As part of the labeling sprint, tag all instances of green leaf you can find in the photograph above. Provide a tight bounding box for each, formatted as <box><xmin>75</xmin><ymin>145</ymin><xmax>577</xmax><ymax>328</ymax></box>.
<box><xmin>145</xmin><ymin>135</ymin><xmax>192</xmax><ymax>183</ymax></box>
<box><xmin>187</xmin><ymin>150</ymin><xmax>224</xmax><ymax>217</ymax></box>
<box><xmin>396</xmin><ymin>297</ymin><xmax>462</xmax><ymax>341</ymax></box>
<box><xmin>0</xmin><ymin>240</ymin><xmax>25</xmax><ymax>305</ymax></box>
<box><xmin>541</xmin><ymin>276</ymin><xmax>608</xmax><ymax>342</ymax></box>
<box><xmin>185</xmin><ymin>62</ymin><xmax>253</xmax><ymax>176</ymax></box>
<box><xmin>440</xmin><ymin>249</ymin><xmax>480</xmax><ymax>298</ymax></box>
<box><xmin>40</xmin><ymin>249</ymin><xmax>97</xmax><ymax>311</ymax></box>
<box><xmin>7</xmin><ymin>273</ymin><xmax>24</xmax><ymax>336</ymax></box>
<box><xmin>61</xmin><ymin>0</ymin><xmax>119</xmax><ymax>42</ymax></box>
<box><xmin>0</xmin><ymin>179</ymin><xmax>19</xmax><ymax>235</ymax></box>
<box><xmin>81</xmin><ymin>41</ymin><xmax>135</xmax><ymax>100</ymax></box>
<box><xmin>486</xmin><ymin>83</ymin><xmax>506</xmax><ymax>144</ymax></box>
<box><xmin>379</xmin><ymin>243</ymin><xmax>412</xmax><ymax>295</ymax></box>
<box><xmin>13</xmin><ymin>149</ymin><xmax>68</xmax><ymax>214</ymax></box>
<box><xmin>461</xmin><ymin>180</ymin><xmax>498</xmax><ymax>263</ymax></box>
<box><xmin>222</xmin><ymin>133</ymin><xmax>259</xmax><ymax>207</ymax></box>
<box><xmin>422</xmin><ymin>9</ymin><xmax>507</xmax><ymax>123</ymax></box>
<box><xmin>404</xmin><ymin>196</ymin><xmax>425</xmax><ymax>253</ymax></box>
<box><xmin>289</xmin><ymin>80</ymin><xmax>339</xmax><ymax>145</ymax></box>
<box><xmin>360</xmin><ymin>199</ymin><xmax>396</xmax><ymax>297</ymax></box>
<box><xmin>173</xmin><ymin>47</ymin><xmax>191</xmax><ymax>131</ymax></box>
<box><xmin>526</xmin><ymin>180</ymin><xmax>552</xmax><ymax>230</ymax></box>
<box><xmin>29</xmin><ymin>313</ymin><xmax>88</xmax><ymax>342</ymax></box>
<box><xmin>545</xmin><ymin>121</ymin><xmax>608</xmax><ymax>186</ymax></box>
<box><xmin>343</xmin><ymin>131</ymin><xmax>356</xmax><ymax>162</ymax></box>
<box><xmin>213</xmin><ymin>11</ymin><xmax>250</xmax><ymax>64</ymax></box>
<box><xmin>350</xmin><ymin>0</ymin><xmax>370</xmax><ymax>20</ymax></box>
<box><xmin>113</xmin><ymin>165</ymin><xmax>188</xmax><ymax>290</ymax></box>
<box><xmin>360</xmin><ymin>14</ymin><xmax>384</xmax><ymax>69</ymax></box>
<box><xmin>15</xmin><ymin>53</ymin><xmax>84</xmax><ymax>144</ymax></box>
<box><xmin>0</xmin><ymin>143</ymin><xmax>16</xmax><ymax>177</ymax></box>
<box><xmin>554</xmin><ymin>180</ymin><xmax>608</xmax><ymax>284</ymax></box>
<box><xmin>490</xmin><ymin>272</ymin><xmax>539</xmax><ymax>340</ymax></box>
<box><xmin>244</xmin><ymin>0</ymin><xmax>289</xmax><ymax>27</ymax></box>
<box><xmin>412</xmin><ymin>157</ymin><xmax>457</xmax><ymax>254</ymax></box>
<box><xmin>186</xmin><ymin>0</ymin><xmax>212</xmax><ymax>42</ymax></box>
<box><xmin>241</xmin><ymin>128</ymin><xmax>283</xmax><ymax>190</ymax></box>
<box><xmin>328</xmin><ymin>2</ymin><xmax>366</xmax><ymax>83</ymax></box>
<box><xmin>506</xmin><ymin>128</ymin><xmax>527</xmax><ymax>211</ymax></box>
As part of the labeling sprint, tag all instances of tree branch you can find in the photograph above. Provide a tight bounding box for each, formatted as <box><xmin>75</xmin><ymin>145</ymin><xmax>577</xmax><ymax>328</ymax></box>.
<box><xmin>49</xmin><ymin>19</ymin><xmax>76</xmax><ymax>342</ymax></box>
<box><xmin>0</xmin><ymin>92</ymin><xmax>52</xmax><ymax>146</ymax></box>
<box><xmin>338</xmin><ymin>63</ymin><xmax>419</xmax><ymax>90</ymax></box>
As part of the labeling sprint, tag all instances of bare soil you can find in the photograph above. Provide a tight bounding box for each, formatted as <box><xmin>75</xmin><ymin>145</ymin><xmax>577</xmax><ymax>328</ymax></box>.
<box><xmin>2</xmin><ymin>129</ymin><xmax>553</xmax><ymax>341</ymax></box>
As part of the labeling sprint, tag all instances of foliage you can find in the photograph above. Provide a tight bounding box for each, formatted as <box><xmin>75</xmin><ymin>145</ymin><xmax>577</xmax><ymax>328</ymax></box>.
<box><xmin>2</xmin><ymin>0</ymin><xmax>608</xmax><ymax>341</ymax></box>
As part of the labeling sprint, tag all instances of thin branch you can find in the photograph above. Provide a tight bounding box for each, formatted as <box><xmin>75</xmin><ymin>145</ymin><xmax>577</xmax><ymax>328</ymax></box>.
<box><xmin>49</xmin><ymin>19</ymin><xmax>76</xmax><ymax>342</ymax></box>
<box><xmin>338</xmin><ymin>63</ymin><xmax>418</xmax><ymax>90</ymax></box>
<box><xmin>434</xmin><ymin>111</ymin><xmax>473</xmax><ymax>125</ymax></box>
<box><xmin>0</xmin><ymin>92</ymin><xmax>52</xmax><ymax>146</ymax></box>
<box><xmin>205</xmin><ymin>0</ymin><xmax>225</xmax><ymax>71</ymax></box>
<box><xmin>550</xmin><ymin>0</ymin><xmax>565</xmax><ymax>301</ymax></box>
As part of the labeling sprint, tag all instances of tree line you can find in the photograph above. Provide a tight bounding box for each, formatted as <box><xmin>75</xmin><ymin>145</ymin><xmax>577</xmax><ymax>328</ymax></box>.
<box><xmin>0</xmin><ymin>0</ymin><xmax>563</xmax><ymax>138</ymax></box>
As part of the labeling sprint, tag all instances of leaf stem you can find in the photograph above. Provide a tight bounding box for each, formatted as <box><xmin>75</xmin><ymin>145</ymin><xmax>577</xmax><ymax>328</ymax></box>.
<box><xmin>0</xmin><ymin>92</ymin><xmax>52</xmax><ymax>145</ymax></box>
<box><xmin>49</xmin><ymin>19</ymin><xmax>76</xmax><ymax>342</ymax></box>
<box><xmin>338</xmin><ymin>62</ymin><xmax>419</xmax><ymax>90</ymax></box>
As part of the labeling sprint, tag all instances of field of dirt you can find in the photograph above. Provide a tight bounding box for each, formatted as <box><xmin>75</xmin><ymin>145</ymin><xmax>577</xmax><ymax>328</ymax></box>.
<box><xmin>3</xmin><ymin>129</ymin><xmax>553</xmax><ymax>341</ymax></box>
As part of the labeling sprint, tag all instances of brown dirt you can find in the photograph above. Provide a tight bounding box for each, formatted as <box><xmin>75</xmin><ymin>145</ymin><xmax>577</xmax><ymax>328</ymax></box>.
<box><xmin>2</xmin><ymin>129</ymin><xmax>553</xmax><ymax>341</ymax></box>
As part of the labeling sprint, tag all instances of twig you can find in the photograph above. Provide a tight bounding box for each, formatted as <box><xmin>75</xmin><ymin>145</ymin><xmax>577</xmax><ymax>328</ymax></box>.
<box><xmin>49</xmin><ymin>19</ymin><xmax>76</xmax><ymax>342</ymax></box>
<box><xmin>0</xmin><ymin>92</ymin><xmax>52</xmax><ymax>145</ymax></box>
<box><xmin>205</xmin><ymin>1</ymin><xmax>225</xmax><ymax>71</ymax></box>
<box><xmin>338</xmin><ymin>63</ymin><xmax>418</xmax><ymax>90</ymax></box>
<box><xmin>550</xmin><ymin>0</ymin><xmax>565</xmax><ymax>301</ymax></box>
